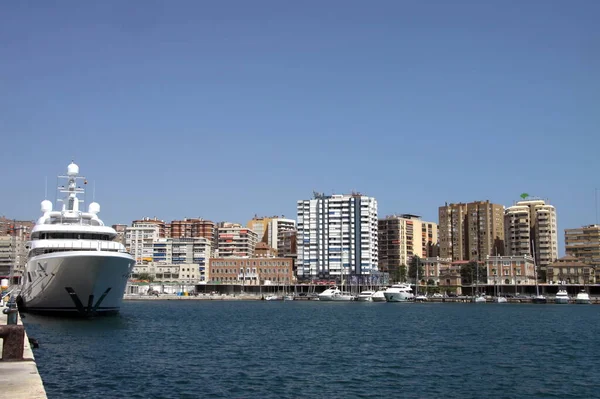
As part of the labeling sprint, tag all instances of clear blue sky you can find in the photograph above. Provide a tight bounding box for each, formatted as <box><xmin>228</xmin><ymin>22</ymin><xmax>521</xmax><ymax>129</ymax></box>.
<box><xmin>1</xmin><ymin>1</ymin><xmax>599</xmax><ymax>255</ymax></box>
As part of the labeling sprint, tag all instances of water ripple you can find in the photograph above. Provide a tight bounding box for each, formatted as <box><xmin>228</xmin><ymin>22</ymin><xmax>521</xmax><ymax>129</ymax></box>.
<box><xmin>23</xmin><ymin>301</ymin><xmax>600</xmax><ymax>399</ymax></box>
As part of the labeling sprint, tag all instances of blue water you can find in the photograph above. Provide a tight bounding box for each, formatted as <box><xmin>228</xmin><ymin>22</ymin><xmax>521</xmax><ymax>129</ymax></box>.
<box><xmin>23</xmin><ymin>301</ymin><xmax>600</xmax><ymax>399</ymax></box>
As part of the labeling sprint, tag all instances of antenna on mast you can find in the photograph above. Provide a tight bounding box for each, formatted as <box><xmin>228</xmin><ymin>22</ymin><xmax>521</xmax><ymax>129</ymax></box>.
<box><xmin>93</xmin><ymin>181</ymin><xmax>96</xmax><ymax>202</ymax></box>
<box><xmin>45</xmin><ymin>176</ymin><xmax>48</xmax><ymax>199</ymax></box>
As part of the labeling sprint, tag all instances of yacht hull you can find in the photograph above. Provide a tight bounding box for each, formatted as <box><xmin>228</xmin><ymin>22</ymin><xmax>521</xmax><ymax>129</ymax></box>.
<box><xmin>554</xmin><ymin>297</ymin><xmax>569</xmax><ymax>304</ymax></box>
<box><xmin>383</xmin><ymin>292</ymin><xmax>412</xmax><ymax>302</ymax></box>
<box><xmin>19</xmin><ymin>251</ymin><xmax>134</xmax><ymax>316</ymax></box>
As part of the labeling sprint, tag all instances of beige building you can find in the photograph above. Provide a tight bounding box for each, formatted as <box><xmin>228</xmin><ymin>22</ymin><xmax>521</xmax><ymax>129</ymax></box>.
<box><xmin>420</xmin><ymin>257</ymin><xmax>452</xmax><ymax>285</ymax></box>
<box><xmin>439</xmin><ymin>201</ymin><xmax>504</xmax><ymax>262</ymax></box>
<box><xmin>216</xmin><ymin>223</ymin><xmax>258</xmax><ymax>258</ymax></box>
<box><xmin>208</xmin><ymin>257</ymin><xmax>294</xmax><ymax>285</ymax></box>
<box><xmin>247</xmin><ymin>216</ymin><xmax>296</xmax><ymax>253</ymax></box>
<box><xmin>504</xmin><ymin>199</ymin><xmax>558</xmax><ymax>271</ymax></box>
<box><xmin>131</xmin><ymin>263</ymin><xmax>202</xmax><ymax>284</ymax></box>
<box><xmin>565</xmin><ymin>224</ymin><xmax>600</xmax><ymax>264</ymax></box>
<box><xmin>484</xmin><ymin>255</ymin><xmax>536</xmax><ymax>286</ymax></box>
<box><xmin>547</xmin><ymin>255</ymin><xmax>594</xmax><ymax>285</ymax></box>
<box><xmin>378</xmin><ymin>214</ymin><xmax>438</xmax><ymax>273</ymax></box>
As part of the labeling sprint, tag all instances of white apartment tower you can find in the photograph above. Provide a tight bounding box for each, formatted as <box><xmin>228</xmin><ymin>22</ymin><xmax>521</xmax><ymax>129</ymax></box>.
<box><xmin>125</xmin><ymin>221</ymin><xmax>161</xmax><ymax>263</ymax></box>
<box><xmin>504</xmin><ymin>199</ymin><xmax>558</xmax><ymax>271</ymax></box>
<box><xmin>296</xmin><ymin>192</ymin><xmax>378</xmax><ymax>279</ymax></box>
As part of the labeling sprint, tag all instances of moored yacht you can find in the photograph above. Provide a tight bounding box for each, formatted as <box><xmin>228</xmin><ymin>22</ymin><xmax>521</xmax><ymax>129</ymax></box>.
<box><xmin>555</xmin><ymin>288</ymin><xmax>569</xmax><ymax>304</ymax></box>
<box><xmin>17</xmin><ymin>162</ymin><xmax>135</xmax><ymax>316</ymax></box>
<box><xmin>317</xmin><ymin>286</ymin><xmax>355</xmax><ymax>301</ymax></box>
<box><xmin>356</xmin><ymin>290</ymin><xmax>375</xmax><ymax>302</ymax></box>
<box><xmin>575</xmin><ymin>290</ymin><xmax>591</xmax><ymax>304</ymax></box>
<box><xmin>383</xmin><ymin>283</ymin><xmax>414</xmax><ymax>302</ymax></box>
<box><xmin>370</xmin><ymin>289</ymin><xmax>387</xmax><ymax>302</ymax></box>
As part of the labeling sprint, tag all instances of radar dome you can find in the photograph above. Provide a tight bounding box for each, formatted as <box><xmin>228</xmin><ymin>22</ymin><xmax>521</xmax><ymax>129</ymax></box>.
<box><xmin>67</xmin><ymin>162</ymin><xmax>79</xmax><ymax>176</ymax></box>
<box><xmin>41</xmin><ymin>200</ymin><xmax>53</xmax><ymax>213</ymax></box>
<box><xmin>88</xmin><ymin>202</ymin><xmax>100</xmax><ymax>214</ymax></box>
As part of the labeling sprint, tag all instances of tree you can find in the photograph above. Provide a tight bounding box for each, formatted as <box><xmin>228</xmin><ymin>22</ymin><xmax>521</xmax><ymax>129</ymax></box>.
<box><xmin>408</xmin><ymin>256</ymin><xmax>425</xmax><ymax>282</ymax></box>
<box><xmin>137</xmin><ymin>272</ymin><xmax>155</xmax><ymax>283</ymax></box>
<box><xmin>460</xmin><ymin>261</ymin><xmax>487</xmax><ymax>285</ymax></box>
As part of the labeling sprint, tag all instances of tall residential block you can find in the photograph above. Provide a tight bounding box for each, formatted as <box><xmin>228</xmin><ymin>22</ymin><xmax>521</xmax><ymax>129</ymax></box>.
<box><xmin>378</xmin><ymin>214</ymin><xmax>438</xmax><ymax>273</ymax></box>
<box><xmin>296</xmin><ymin>192</ymin><xmax>378</xmax><ymax>279</ymax></box>
<box><xmin>247</xmin><ymin>216</ymin><xmax>296</xmax><ymax>252</ymax></box>
<box><xmin>169</xmin><ymin>218</ymin><xmax>215</xmax><ymax>242</ymax></box>
<box><xmin>439</xmin><ymin>201</ymin><xmax>504</xmax><ymax>262</ymax></box>
<box><xmin>504</xmin><ymin>199</ymin><xmax>558</xmax><ymax>270</ymax></box>
<box><xmin>216</xmin><ymin>223</ymin><xmax>258</xmax><ymax>257</ymax></box>
<box><xmin>565</xmin><ymin>224</ymin><xmax>600</xmax><ymax>263</ymax></box>
<box><xmin>125</xmin><ymin>220</ymin><xmax>162</xmax><ymax>263</ymax></box>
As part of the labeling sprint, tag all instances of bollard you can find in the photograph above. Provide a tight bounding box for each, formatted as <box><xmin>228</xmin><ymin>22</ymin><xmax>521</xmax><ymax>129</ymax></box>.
<box><xmin>4</xmin><ymin>307</ymin><xmax>18</xmax><ymax>325</ymax></box>
<box><xmin>0</xmin><ymin>325</ymin><xmax>25</xmax><ymax>360</ymax></box>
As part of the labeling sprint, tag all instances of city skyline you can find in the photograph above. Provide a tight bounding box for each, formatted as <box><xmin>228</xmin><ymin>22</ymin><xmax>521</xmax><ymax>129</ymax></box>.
<box><xmin>1</xmin><ymin>1</ymin><xmax>599</xmax><ymax>257</ymax></box>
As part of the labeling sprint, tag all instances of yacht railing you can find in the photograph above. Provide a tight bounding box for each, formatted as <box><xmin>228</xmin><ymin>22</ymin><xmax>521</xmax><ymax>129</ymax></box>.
<box><xmin>31</xmin><ymin>240</ymin><xmax>128</xmax><ymax>254</ymax></box>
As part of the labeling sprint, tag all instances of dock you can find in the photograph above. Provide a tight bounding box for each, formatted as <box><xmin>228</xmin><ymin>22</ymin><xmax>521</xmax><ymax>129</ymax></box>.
<box><xmin>0</xmin><ymin>301</ymin><xmax>47</xmax><ymax>399</ymax></box>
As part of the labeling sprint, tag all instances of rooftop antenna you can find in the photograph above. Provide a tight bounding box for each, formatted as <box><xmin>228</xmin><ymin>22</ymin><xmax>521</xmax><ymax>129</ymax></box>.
<box><xmin>44</xmin><ymin>176</ymin><xmax>48</xmax><ymax>199</ymax></box>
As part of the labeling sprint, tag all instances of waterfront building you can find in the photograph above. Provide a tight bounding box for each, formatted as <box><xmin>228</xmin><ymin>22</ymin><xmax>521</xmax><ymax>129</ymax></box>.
<box><xmin>169</xmin><ymin>218</ymin><xmax>215</xmax><ymax>242</ymax></box>
<box><xmin>215</xmin><ymin>223</ymin><xmax>259</xmax><ymax>258</ymax></box>
<box><xmin>484</xmin><ymin>255</ymin><xmax>536</xmax><ymax>286</ymax></box>
<box><xmin>131</xmin><ymin>217</ymin><xmax>167</xmax><ymax>237</ymax></box>
<box><xmin>439</xmin><ymin>201</ymin><xmax>504</xmax><ymax>261</ymax></box>
<box><xmin>0</xmin><ymin>221</ymin><xmax>32</xmax><ymax>281</ymax></box>
<box><xmin>247</xmin><ymin>216</ymin><xmax>296</xmax><ymax>252</ymax></box>
<box><xmin>504</xmin><ymin>199</ymin><xmax>558</xmax><ymax>272</ymax></box>
<box><xmin>112</xmin><ymin>224</ymin><xmax>128</xmax><ymax>245</ymax></box>
<box><xmin>546</xmin><ymin>255</ymin><xmax>595</xmax><ymax>285</ymax></box>
<box><xmin>125</xmin><ymin>220</ymin><xmax>162</xmax><ymax>263</ymax></box>
<box><xmin>420</xmin><ymin>257</ymin><xmax>453</xmax><ymax>285</ymax></box>
<box><xmin>208</xmin><ymin>257</ymin><xmax>294</xmax><ymax>285</ymax></box>
<box><xmin>152</xmin><ymin>237</ymin><xmax>211</xmax><ymax>281</ymax></box>
<box><xmin>131</xmin><ymin>263</ymin><xmax>202</xmax><ymax>285</ymax></box>
<box><xmin>296</xmin><ymin>192</ymin><xmax>378</xmax><ymax>279</ymax></box>
<box><xmin>565</xmin><ymin>224</ymin><xmax>600</xmax><ymax>264</ymax></box>
<box><xmin>277</xmin><ymin>230</ymin><xmax>297</xmax><ymax>258</ymax></box>
<box><xmin>378</xmin><ymin>214</ymin><xmax>438</xmax><ymax>273</ymax></box>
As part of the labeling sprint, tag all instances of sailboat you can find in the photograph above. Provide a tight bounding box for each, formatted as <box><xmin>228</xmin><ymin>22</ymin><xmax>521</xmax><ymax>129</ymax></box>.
<box><xmin>473</xmin><ymin>261</ymin><xmax>486</xmax><ymax>303</ymax></box>
<box><xmin>531</xmin><ymin>241</ymin><xmax>547</xmax><ymax>304</ymax></box>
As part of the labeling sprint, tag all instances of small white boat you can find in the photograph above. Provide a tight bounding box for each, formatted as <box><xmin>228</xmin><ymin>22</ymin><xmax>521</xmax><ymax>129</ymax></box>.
<box><xmin>555</xmin><ymin>288</ymin><xmax>569</xmax><ymax>304</ymax></box>
<box><xmin>473</xmin><ymin>295</ymin><xmax>487</xmax><ymax>303</ymax></box>
<box><xmin>265</xmin><ymin>295</ymin><xmax>283</xmax><ymax>301</ymax></box>
<box><xmin>356</xmin><ymin>290</ymin><xmax>375</xmax><ymax>302</ymax></box>
<box><xmin>575</xmin><ymin>290</ymin><xmax>591</xmax><ymax>304</ymax></box>
<box><xmin>415</xmin><ymin>295</ymin><xmax>428</xmax><ymax>302</ymax></box>
<box><xmin>494</xmin><ymin>296</ymin><xmax>507</xmax><ymax>303</ymax></box>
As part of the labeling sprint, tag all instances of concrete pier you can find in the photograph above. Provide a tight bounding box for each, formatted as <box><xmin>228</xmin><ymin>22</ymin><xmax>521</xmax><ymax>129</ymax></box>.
<box><xmin>0</xmin><ymin>303</ymin><xmax>47</xmax><ymax>399</ymax></box>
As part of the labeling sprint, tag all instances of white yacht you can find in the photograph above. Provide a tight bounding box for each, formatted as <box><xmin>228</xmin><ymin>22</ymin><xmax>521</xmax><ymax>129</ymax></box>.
<box><xmin>575</xmin><ymin>290</ymin><xmax>591</xmax><ymax>304</ymax></box>
<box><xmin>370</xmin><ymin>289</ymin><xmax>387</xmax><ymax>302</ymax></box>
<box><xmin>555</xmin><ymin>288</ymin><xmax>569</xmax><ymax>304</ymax></box>
<box><xmin>383</xmin><ymin>283</ymin><xmax>414</xmax><ymax>302</ymax></box>
<box><xmin>17</xmin><ymin>162</ymin><xmax>135</xmax><ymax>316</ymax></box>
<box><xmin>356</xmin><ymin>290</ymin><xmax>375</xmax><ymax>302</ymax></box>
<box><xmin>317</xmin><ymin>286</ymin><xmax>355</xmax><ymax>301</ymax></box>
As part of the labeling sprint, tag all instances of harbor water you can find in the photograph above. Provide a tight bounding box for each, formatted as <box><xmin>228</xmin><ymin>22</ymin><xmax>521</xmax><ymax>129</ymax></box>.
<box><xmin>23</xmin><ymin>301</ymin><xmax>600</xmax><ymax>398</ymax></box>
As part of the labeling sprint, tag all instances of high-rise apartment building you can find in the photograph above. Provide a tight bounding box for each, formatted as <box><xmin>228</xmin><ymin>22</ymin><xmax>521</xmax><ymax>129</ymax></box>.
<box><xmin>152</xmin><ymin>237</ymin><xmax>212</xmax><ymax>281</ymax></box>
<box><xmin>169</xmin><ymin>218</ymin><xmax>215</xmax><ymax>241</ymax></box>
<box><xmin>504</xmin><ymin>199</ymin><xmax>558</xmax><ymax>270</ymax></box>
<box><xmin>565</xmin><ymin>224</ymin><xmax>600</xmax><ymax>263</ymax></box>
<box><xmin>247</xmin><ymin>216</ymin><xmax>296</xmax><ymax>252</ymax></box>
<box><xmin>131</xmin><ymin>217</ymin><xmax>167</xmax><ymax>238</ymax></box>
<box><xmin>439</xmin><ymin>201</ymin><xmax>504</xmax><ymax>262</ymax></box>
<box><xmin>296</xmin><ymin>192</ymin><xmax>378</xmax><ymax>279</ymax></box>
<box><xmin>125</xmin><ymin>221</ymin><xmax>162</xmax><ymax>263</ymax></box>
<box><xmin>378</xmin><ymin>214</ymin><xmax>438</xmax><ymax>273</ymax></box>
<box><xmin>216</xmin><ymin>223</ymin><xmax>259</xmax><ymax>258</ymax></box>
